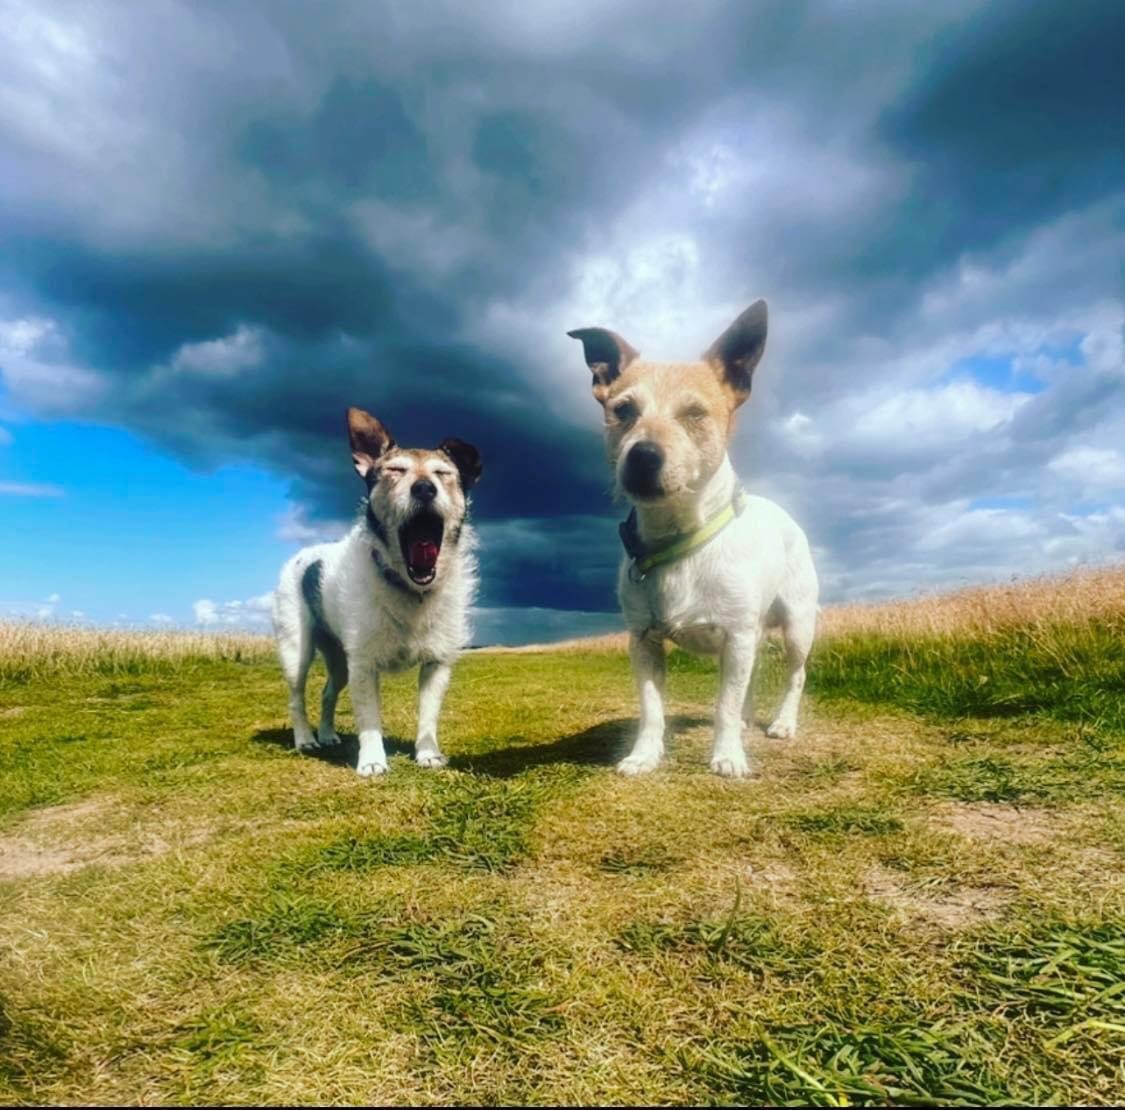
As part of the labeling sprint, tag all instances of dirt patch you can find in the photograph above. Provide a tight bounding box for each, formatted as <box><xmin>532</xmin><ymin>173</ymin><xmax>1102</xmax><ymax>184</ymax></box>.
<box><xmin>0</xmin><ymin>798</ymin><xmax>207</xmax><ymax>881</ymax></box>
<box><xmin>931</xmin><ymin>802</ymin><xmax>1056</xmax><ymax>845</ymax></box>
<box><xmin>864</xmin><ymin>866</ymin><xmax>1007</xmax><ymax>929</ymax></box>
<box><xmin>742</xmin><ymin>860</ymin><xmax>797</xmax><ymax>888</ymax></box>
<box><xmin>0</xmin><ymin>705</ymin><xmax>27</xmax><ymax>718</ymax></box>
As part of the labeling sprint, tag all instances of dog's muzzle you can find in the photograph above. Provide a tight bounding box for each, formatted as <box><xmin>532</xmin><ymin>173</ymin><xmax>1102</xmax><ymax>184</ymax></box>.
<box><xmin>622</xmin><ymin>440</ymin><xmax>665</xmax><ymax>498</ymax></box>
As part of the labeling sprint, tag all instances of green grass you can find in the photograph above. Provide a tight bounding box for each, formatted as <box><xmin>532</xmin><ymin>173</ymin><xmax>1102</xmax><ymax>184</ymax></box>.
<box><xmin>808</xmin><ymin>619</ymin><xmax>1125</xmax><ymax>732</ymax></box>
<box><xmin>1</xmin><ymin>619</ymin><xmax>1123</xmax><ymax>1105</ymax></box>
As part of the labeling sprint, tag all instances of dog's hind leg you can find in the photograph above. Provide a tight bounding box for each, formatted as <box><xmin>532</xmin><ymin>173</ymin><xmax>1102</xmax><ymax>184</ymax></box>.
<box><xmin>276</xmin><ymin>602</ymin><xmax>318</xmax><ymax>752</ymax></box>
<box><xmin>316</xmin><ymin>630</ymin><xmax>348</xmax><ymax>747</ymax></box>
<box><xmin>766</xmin><ymin>603</ymin><xmax>815</xmax><ymax>739</ymax></box>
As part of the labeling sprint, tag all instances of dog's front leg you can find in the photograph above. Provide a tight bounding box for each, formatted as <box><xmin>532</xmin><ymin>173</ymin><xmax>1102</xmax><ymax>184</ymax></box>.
<box><xmin>711</xmin><ymin>630</ymin><xmax>759</xmax><ymax>778</ymax></box>
<box><xmin>352</xmin><ymin>666</ymin><xmax>388</xmax><ymax>777</ymax></box>
<box><xmin>619</xmin><ymin>632</ymin><xmax>666</xmax><ymax>776</ymax></box>
<box><xmin>415</xmin><ymin>661</ymin><xmax>451</xmax><ymax>769</ymax></box>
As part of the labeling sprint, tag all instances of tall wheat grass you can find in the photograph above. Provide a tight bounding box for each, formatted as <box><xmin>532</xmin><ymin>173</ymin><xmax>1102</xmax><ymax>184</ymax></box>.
<box><xmin>0</xmin><ymin>622</ymin><xmax>274</xmax><ymax>683</ymax></box>
<box><xmin>489</xmin><ymin>564</ymin><xmax>1125</xmax><ymax>653</ymax></box>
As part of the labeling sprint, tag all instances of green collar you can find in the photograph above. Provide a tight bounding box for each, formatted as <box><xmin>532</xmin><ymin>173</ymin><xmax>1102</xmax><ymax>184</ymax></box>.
<box><xmin>620</xmin><ymin>487</ymin><xmax>747</xmax><ymax>578</ymax></box>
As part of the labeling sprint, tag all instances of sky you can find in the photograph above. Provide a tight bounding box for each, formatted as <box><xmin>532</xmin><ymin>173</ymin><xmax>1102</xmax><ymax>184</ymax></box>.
<box><xmin>1</xmin><ymin>0</ymin><xmax>1122</xmax><ymax>645</ymax></box>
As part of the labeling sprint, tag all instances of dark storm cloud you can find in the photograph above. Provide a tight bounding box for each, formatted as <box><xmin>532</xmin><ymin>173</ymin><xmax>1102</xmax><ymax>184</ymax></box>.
<box><xmin>1</xmin><ymin>0</ymin><xmax>1122</xmax><ymax>618</ymax></box>
<box><xmin>881</xmin><ymin>0</ymin><xmax>1125</xmax><ymax>253</ymax></box>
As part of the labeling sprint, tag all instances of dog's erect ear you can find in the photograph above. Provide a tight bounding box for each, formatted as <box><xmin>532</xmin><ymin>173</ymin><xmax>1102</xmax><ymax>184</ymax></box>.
<box><xmin>439</xmin><ymin>437</ymin><xmax>482</xmax><ymax>491</ymax></box>
<box><xmin>703</xmin><ymin>299</ymin><xmax>768</xmax><ymax>408</ymax></box>
<box><xmin>347</xmin><ymin>407</ymin><xmax>396</xmax><ymax>481</ymax></box>
<box><xmin>566</xmin><ymin>327</ymin><xmax>639</xmax><ymax>405</ymax></box>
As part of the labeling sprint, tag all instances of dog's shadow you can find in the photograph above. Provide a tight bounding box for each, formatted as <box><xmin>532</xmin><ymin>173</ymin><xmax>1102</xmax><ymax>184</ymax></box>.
<box><xmin>251</xmin><ymin>715</ymin><xmax>710</xmax><ymax>779</ymax></box>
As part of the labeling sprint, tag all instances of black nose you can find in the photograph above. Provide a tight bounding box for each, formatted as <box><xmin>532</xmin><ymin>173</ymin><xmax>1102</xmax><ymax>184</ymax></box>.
<box><xmin>622</xmin><ymin>440</ymin><xmax>665</xmax><ymax>496</ymax></box>
<box><xmin>411</xmin><ymin>478</ymin><xmax>437</xmax><ymax>503</ymax></box>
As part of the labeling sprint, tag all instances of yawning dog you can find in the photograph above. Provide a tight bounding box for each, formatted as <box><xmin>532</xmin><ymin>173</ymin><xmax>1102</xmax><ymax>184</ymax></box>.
<box><xmin>568</xmin><ymin>300</ymin><xmax>819</xmax><ymax>777</ymax></box>
<box><xmin>272</xmin><ymin>407</ymin><xmax>481</xmax><ymax>776</ymax></box>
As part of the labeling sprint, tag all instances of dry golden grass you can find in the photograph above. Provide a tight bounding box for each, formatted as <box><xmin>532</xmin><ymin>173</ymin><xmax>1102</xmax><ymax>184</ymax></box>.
<box><xmin>485</xmin><ymin>631</ymin><xmax>631</xmax><ymax>654</ymax></box>
<box><xmin>487</xmin><ymin>563</ymin><xmax>1125</xmax><ymax>653</ymax></box>
<box><xmin>0</xmin><ymin>620</ymin><xmax>274</xmax><ymax>681</ymax></box>
<box><xmin>2</xmin><ymin>563</ymin><xmax>1122</xmax><ymax>674</ymax></box>
<box><xmin>820</xmin><ymin>563</ymin><xmax>1125</xmax><ymax>639</ymax></box>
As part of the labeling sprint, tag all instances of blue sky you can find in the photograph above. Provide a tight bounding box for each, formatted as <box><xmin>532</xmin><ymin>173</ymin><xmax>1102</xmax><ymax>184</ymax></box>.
<box><xmin>0</xmin><ymin>416</ymin><xmax>291</xmax><ymax>625</ymax></box>
<box><xmin>1</xmin><ymin>0</ymin><xmax>1123</xmax><ymax>643</ymax></box>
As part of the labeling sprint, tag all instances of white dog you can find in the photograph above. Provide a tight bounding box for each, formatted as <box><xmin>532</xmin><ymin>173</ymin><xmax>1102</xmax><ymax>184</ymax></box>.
<box><xmin>272</xmin><ymin>407</ymin><xmax>481</xmax><ymax>776</ymax></box>
<box><xmin>568</xmin><ymin>300</ymin><xmax>818</xmax><ymax>778</ymax></box>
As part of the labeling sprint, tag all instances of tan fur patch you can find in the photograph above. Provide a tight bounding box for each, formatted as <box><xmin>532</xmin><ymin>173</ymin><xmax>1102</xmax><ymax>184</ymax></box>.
<box><xmin>603</xmin><ymin>359</ymin><xmax>734</xmax><ymax>497</ymax></box>
<box><xmin>373</xmin><ymin>450</ymin><xmax>467</xmax><ymax>514</ymax></box>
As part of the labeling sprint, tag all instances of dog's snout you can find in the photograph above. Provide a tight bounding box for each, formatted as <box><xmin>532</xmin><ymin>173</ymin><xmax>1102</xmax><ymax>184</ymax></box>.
<box><xmin>411</xmin><ymin>478</ymin><xmax>438</xmax><ymax>503</ymax></box>
<box><xmin>623</xmin><ymin>440</ymin><xmax>665</xmax><ymax>497</ymax></box>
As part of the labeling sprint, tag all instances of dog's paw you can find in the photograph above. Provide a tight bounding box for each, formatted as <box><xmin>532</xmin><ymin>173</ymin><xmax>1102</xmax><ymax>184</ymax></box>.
<box><xmin>616</xmin><ymin>751</ymin><xmax>662</xmax><ymax>776</ymax></box>
<box><xmin>710</xmin><ymin>753</ymin><xmax>752</xmax><ymax>779</ymax></box>
<box><xmin>317</xmin><ymin>729</ymin><xmax>342</xmax><ymax>747</ymax></box>
<box><xmin>766</xmin><ymin>719</ymin><xmax>797</xmax><ymax>739</ymax></box>
<box><xmin>356</xmin><ymin>759</ymin><xmax>389</xmax><ymax>778</ymax></box>
<box><xmin>415</xmin><ymin>752</ymin><xmax>448</xmax><ymax>769</ymax></box>
<box><xmin>294</xmin><ymin>733</ymin><xmax>321</xmax><ymax>753</ymax></box>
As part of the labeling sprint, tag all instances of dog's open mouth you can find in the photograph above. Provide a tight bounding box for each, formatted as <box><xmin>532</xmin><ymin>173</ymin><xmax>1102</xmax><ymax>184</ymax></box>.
<box><xmin>399</xmin><ymin>510</ymin><xmax>444</xmax><ymax>585</ymax></box>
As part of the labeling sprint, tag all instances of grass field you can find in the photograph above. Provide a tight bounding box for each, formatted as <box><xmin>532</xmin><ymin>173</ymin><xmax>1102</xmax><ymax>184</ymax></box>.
<box><xmin>2</xmin><ymin>568</ymin><xmax>1123</xmax><ymax>1105</ymax></box>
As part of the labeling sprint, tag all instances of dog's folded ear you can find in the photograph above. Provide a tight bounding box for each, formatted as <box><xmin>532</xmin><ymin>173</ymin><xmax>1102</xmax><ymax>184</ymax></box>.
<box><xmin>704</xmin><ymin>299</ymin><xmax>768</xmax><ymax>407</ymax></box>
<box><xmin>439</xmin><ymin>437</ymin><xmax>483</xmax><ymax>491</ymax></box>
<box><xmin>567</xmin><ymin>327</ymin><xmax>639</xmax><ymax>404</ymax></box>
<box><xmin>347</xmin><ymin>407</ymin><xmax>396</xmax><ymax>482</ymax></box>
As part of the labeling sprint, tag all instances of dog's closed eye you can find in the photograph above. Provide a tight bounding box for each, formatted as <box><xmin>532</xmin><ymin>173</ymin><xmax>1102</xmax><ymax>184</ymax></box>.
<box><xmin>612</xmin><ymin>399</ymin><xmax>638</xmax><ymax>424</ymax></box>
<box><xmin>677</xmin><ymin>403</ymin><xmax>709</xmax><ymax>422</ymax></box>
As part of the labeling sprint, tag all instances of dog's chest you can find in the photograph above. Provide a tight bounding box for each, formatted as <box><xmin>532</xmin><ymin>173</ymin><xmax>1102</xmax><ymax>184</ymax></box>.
<box><xmin>664</xmin><ymin>622</ymin><xmax>726</xmax><ymax>655</ymax></box>
<box><xmin>367</xmin><ymin>603</ymin><xmax>460</xmax><ymax>671</ymax></box>
<box><xmin>620</xmin><ymin>559</ymin><xmax>732</xmax><ymax>655</ymax></box>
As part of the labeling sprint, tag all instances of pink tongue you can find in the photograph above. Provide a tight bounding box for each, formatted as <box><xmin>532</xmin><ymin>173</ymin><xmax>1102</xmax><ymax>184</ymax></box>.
<box><xmin>409</xmin><ymin>540</ymin><xmax>439</xmax><ymax>573</ymax></box>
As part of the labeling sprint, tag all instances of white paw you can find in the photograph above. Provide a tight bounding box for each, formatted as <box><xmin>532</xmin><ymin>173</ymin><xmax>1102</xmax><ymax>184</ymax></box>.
<box><xmin>616</xmin><ymin>751</ymin><xmax>662</xmax><ymax>776</ymax></box>
<box><xmin>294</xmin><ymin>733</ymin><xmax>321</xmax><ymax>753</ymax></box>
<box><xmin>710</xmin><ymin>753</ymin><xmax>752</xmax><ymax>779</ymax></box>
<box><xmin>415</xmin><ymin>751</ymin><xmax>448</xmax><ymax>769</ymax></box>
<box><xmin>317</xmin><ymin>729</ymin><xmax>342</xmax><ymax>747</ymax></box>
<box><xmin>356</xmin><ymin>759</ymin><xmax>388</xmax><ymax>778</ymax></box>
<box><xmin>766</xmin><ymin>720</ymin><xmax>797</xmax><ymax>739</ymax></box>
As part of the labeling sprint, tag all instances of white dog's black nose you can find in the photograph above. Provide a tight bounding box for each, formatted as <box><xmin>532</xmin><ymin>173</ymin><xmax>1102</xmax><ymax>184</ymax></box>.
<box><xmin>411</xmin><ymin>478</ymin><xmax>438</xmax><ymax>503</ymax></box>
<box><xmin>623</xmin><ymin>440</ymin><xmax>665</xmax><ymax>497</ymax></box>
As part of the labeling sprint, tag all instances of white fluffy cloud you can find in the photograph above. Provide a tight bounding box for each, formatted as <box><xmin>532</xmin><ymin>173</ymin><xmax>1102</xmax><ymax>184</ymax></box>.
<box><xmin>1048</xmin><ymin>446</ymin><xmax>1125</xmax><ymax>494</ymax></box>
<box><xmin>171</xmin><ymin>324</ymin><xmax>264</xmax><ymax>376</ymax></box>
<box><xmin>193</xmin><ymin>593</ymin><xmax>274</xmax><ymax>628</ymax></box>
<box><xmin>0</xmin><ymin>315</ymin><xmax>106</xmax><ymax>413</ymax></box>
<box><xmin>275</xmin><ymin>504</ymin><xmax>345</xmax><ymax>545</ymax></box>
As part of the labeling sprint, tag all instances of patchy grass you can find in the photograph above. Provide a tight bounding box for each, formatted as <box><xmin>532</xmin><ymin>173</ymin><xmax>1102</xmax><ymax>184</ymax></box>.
<box><xmin>2</xmin><ymin>572</ymin><xmax>1124</xmax><ymax>1103</ymax></box>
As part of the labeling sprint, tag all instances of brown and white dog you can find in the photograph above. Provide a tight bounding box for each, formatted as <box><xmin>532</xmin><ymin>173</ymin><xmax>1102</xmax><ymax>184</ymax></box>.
<box><xmin>569</xmin><ymin>301</ymin><xmax>819</xmax><ymax>777</ymax></box>
<box><xmin>272</xmin><ymin>407</ymin><xmax>481</xmax><ymax>776</ymax></box>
